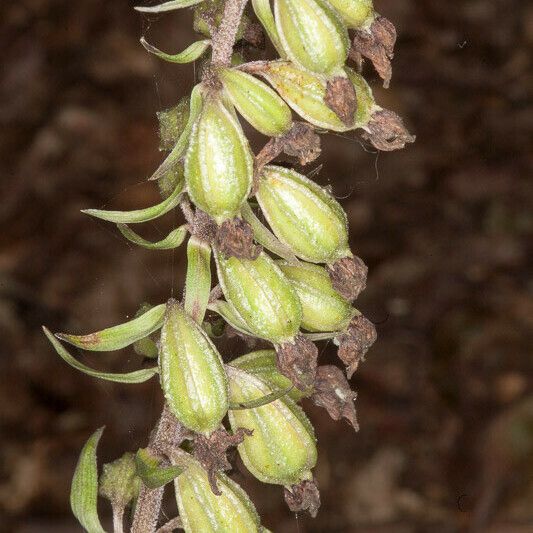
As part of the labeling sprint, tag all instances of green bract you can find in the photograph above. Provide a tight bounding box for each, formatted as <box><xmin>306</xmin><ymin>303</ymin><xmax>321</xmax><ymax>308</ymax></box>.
<box><xmin>256</xmin><ymin>165</ymin><xmax>350</xmax><ymax>263</ymax></box>
<box><xmin>159</xmin><ymin>301</ymin><xmax>229</xmax><ymax>434</ymax></box>
<box><xmin>220</xmin><ymin>68</ymin><xmax>292</xmax><ymax>136</ymax></box>
<box><xmin>174</xmin><ymin>452</ymin><xmax>262</xmax><ymax>533</ymax></box>
<box><xmin>214</xmin><ymin>250</ymin><xmax>302</xmax><ymax>343</ymax></box>
<box><xmin>185</xmin><ymin>95</ymin><xmax>253</xmax><ymax>222</ymax></box>
<box><xmin>346</xmin><ymin>66</ymin><xmax>376</xmax><ymax>127</ymax></box>
<box><xmin>227</xmin><ymin>366</ymin><xmax>317</xmax><ymax>485</ymax></box>
<box><xmin>278</xmin><ymin>261</ymin><xmax>355</xmax><ymax>332</ymax></box>
<box><xmin>327</xmin><ymin>0</ymin><xmax>374</xmax><ymax>29</ymax></box>
<box><xmin>274</xmin><ymin>0</ymin><xmax>349</xmax><ymax>74</ymax></box>
<box><xmin>262</xmin><ymin>61</ymin><xmax>354</xmax><ymax>131</ymax></box>
<box><xmin>230</xmin><ymin>350</ymin><xmax>308</xmax><ymax>401</ymax></box>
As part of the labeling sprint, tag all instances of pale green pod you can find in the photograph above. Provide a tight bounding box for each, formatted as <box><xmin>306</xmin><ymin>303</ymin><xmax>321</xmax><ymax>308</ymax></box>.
<box><xmin>262</xmin><ymin>61</ymin><xmax>353</xmax><ymax>131</ymax></box>
<box><xmin>256</xmin><ymin>165</ymin><xmax>350</xmax><ymax>263</ymax></box>
<box><xmin>327</xmin><ymin>0</ymin><xmax>374</xmax><ymax>29</ymax></box>
<box><xmin>227</xmin><ymin>366</ymin><xmax>317</xmax><ymax>485</ymax></box>
<box><xmin>278</xmin><ymin>261</ymin><xmax>355</xmax><ymax>332</ymax></box>
<box><xmin>173</xmin><ymin>452</ymin><xmax>261</xmax><ymax>533</ymax></box>
<box><xmin>345</xmin><ymin>66</ymin><xmax>376</xmax><ymax>127</ymax></box>
<box><xmin>159</xmin><ymin>301</ymin><xmax>229</xmax><ymax>434</ymax></box>
<box><xmin>214</xmin><ymin>250</ymin><xmax>302</xmax><ymax>343</ymax></box>
<box><xmin>274</xmin><ymin>0</ymin><xmax>349</xmax><ymax>74</ymax></box>
<box><xmin>220</xmin><ymin>68</ymin><xmax>292</xmax><ymax>137</ymax></box>
<box><xmin>230</xmin><ymin>350</ymin><xmax>308</xmax><ymax>401</ymax></box>
<box><xmin>185</xmin><ymin>95</ymin><xmax>253</xmax><ymax>222</ymax></box>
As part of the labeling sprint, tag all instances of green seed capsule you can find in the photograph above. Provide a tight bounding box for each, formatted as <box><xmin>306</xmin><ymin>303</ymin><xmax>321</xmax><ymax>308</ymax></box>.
<box><xmin>159</xmin><ymin>301</ymin><xmax>229</xmax><ymax>434</ymax></box>
<box><xmin>230</xmin><ymin>350</ymin><xmax>308</xmax><ymax>401</ymax></box>
<box><xmin>327</xmin><ymin>0</ymin><xmax>374</xmax><ymax>29</ymax></box>
<box><xmin>220</xmin><ymin>68</ymin><xmax>292</xmax><ymax>137</ymax></box>
<box><xmin>174</xmin><ymin>452</ymin><xmax>261</xmax><ymax>533</ymax></box>
<box><xmin>345</xmin><ymin>66</ymin><xmax>376</xmax><ymax>127</ymax></box>
<box><xmin>227</xmin><ymin>366</ymin><xmax>317</xmax><ymax>485</ymax></box>
<box><xmin>275</xmin><ymin>0</ymin><xmax>349</xmax><ymax>74</ymax></box>
<box><xmin>256</xmin><ymin>165</ymin><xmax>350</xmax><ymax>263</ymax></box>
<box><xmin>278</xmin><ymin>262</ymin><xmax>355</xmax><ymax>332</ymax></box>
<box><xmin>185</xmin><ymin>95</ymin><xmax>253</xmax><ymax>222</ymax></box>
<box><xmin>262</xmin><ymin>61</ymin><xmax>353</xmax><ymax>131</ymax></box>
<box><xmin>215</xmin><ymin>250</ymin><xmax>302</xmax><ymax>343</ymax></box>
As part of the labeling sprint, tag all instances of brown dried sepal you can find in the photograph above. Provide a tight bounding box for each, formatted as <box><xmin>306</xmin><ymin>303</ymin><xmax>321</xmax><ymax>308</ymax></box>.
<box><xmin>325</xmin><ymin>77</ymin><xmax>357</xmax><ymax>127</ymax></box>
<box><xmin>362</xmin><ymin>108</ymin><xmax>416</xmax><ymax>152</ymax></box>
<box><xmin>284</xmin><ymin>479</ymin><xmax>321</xmax><ymax>518</ymax></box>
<box><xmin>242</xmin><ymin>22</ymin><xmax>265</xmax><ymax>49</ymax></box>
<box><xmin>215</xmin><ymin>217</ymin><xmax>261</xmax><ymax>260</ymax></box>
<box><xmin>193</xmin><ymin>427</ymin><xmax>252</xmax><ymax>495</ymax></box>
<box><xmin>327</xmin><ymin>255</ymin><xmax>368</xmax><ymax>302</ymax></box>
<box><xmin>336</xmin><ymin>315</ymin><xmax>377</xmax><ymax>378</ymax></box>
<box><xmin>276</xmin><ymin>335</ymin><xmax>318</xmax><ymax>392</ymax></box>
<box><xmin>311</xmin><ymin>365</ymin><xmax>359</xmax><ymax>431</ymax></box>
<box><xmin>350</xmin><ymin>16</ymin><xmax>397</xmax><ymax>88</ymax></box>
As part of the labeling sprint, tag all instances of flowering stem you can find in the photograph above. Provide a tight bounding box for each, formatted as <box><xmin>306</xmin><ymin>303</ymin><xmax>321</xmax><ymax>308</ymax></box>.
<box><xmin>211</xmin><ymin>0</ymin><xmax>249</xmax><ymax>66</ymax></box>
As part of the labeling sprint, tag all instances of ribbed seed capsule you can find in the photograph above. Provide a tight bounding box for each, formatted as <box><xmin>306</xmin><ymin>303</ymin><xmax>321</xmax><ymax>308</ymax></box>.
<box><xmin>230</xmin><ymin>350</ymin><xmax>308</xmax><ymax>401</ymax></box>
<box><xmin>275</xmin><ymin>0</ymin><xmax>349</xmax><ymax>74</ymax></box>
<box><xmin>214</xmin><ymin>250</ymin><xmax>302</xmax><ymax>343</ymax></box>
<box><xmin>262</xmin><ymin>61</ymin><xmax>354</xmax><ymax>131</ymax></box>
<box><xmin>173</xmin><ymin>452</ymin><xmax>261</xmax><ymax>533</ymax></box>
<box><xmin>159</xmin><ymin>300</ymin><xmax>228</xmax><ymax>434</ymax></box>
<box><xmin>256</xmin><ymin>165</ymin><xmax>350</xmax><ymax>263</ymax></box>
<box><xmin>220</xmin><ymin>69</ymin><xmax>292</xmax><ymax>137</ymax></box>
<box><xmin>278</xmin><ymin>262</ymin><xmax>355</xmax><ymax>332</ymax></box>
<box><xmin>327</xmin><ymin>0</ymin><xmax>374</xmax><ymax>29</ymax></box>
<box><xmin>227</xmin><ymin>366</ymin><xmax>317</xmax><ymax>485</ymax></box>
<box><xmin>185</xmin><ymin>95</ymin><xmax>253</xmax><ymax>222</ymax></box>
<box><xmin>345</xmin><ymin>66</ymin><xmax>376</xmax><ymax>127</ymax></box>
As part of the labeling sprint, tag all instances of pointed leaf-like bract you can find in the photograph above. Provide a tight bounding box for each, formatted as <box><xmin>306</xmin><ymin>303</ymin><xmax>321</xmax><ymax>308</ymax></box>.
<box><xmin>135</xmin><ymin>448</ymin><xmax>184</xmax><ymax>489</ymax></box>
<box><xmin>207</xmin><ymin>299</ymin><xmax>255</xmax><ymax>337</ymax></box>
<box><xmin>220</xmin><ymin>69</ymin><xmax>292</xmax><ymax>137</ymax></box>
<box><xmin>70</xmin><ymin>427</ymin><xmax>106</xmax><ymax>533</ymax></box>
<box><xmin>118</xmin><ymin>223</ymin><xmax>188</xmax><ymax>250</ymax></box>
<box><xmin>230</xmin><ymin>350</ymin><xmax>307</xmax><ymax>401</ymax></box>
<box><xmin>275</xmin><ymin>0</ymin><xmax>349</xmax><ymax>74</ymax></box>
<box><xmin>227</xmin><ymin>366</ymin><xmax>317</xmax><ymax>485</ymax></box>
<box><xmin>261</xmin><ymin>61</ymin><xmax>353</xmax><ymax>131</ymax></box>
<box><xmin>345</xmin><ymin>66</ymin><xmax>376</xmax><ymax>128</ymax></box>
<box><xmin>57</xmin><ymin>304</ymin><xmax>166</xmax><ymax>351</ymax></box>
<box><xmin>326</xmin><ymin>0</ymin><xmax>374</xmax><ymax>29</ymax></box>
<box><xmin>82</xmin><ymin>179</ymin><xmax>184</xmax><ymax>224</ymax></box>
<box><xmin>159</xmin><ymin>300</ymin><xmax>228</xmax><ymax>434</ymax></box>
<box><xmin>214</xmin><ymin>250</ymin><xmax>302</xmax><ymax>343</ymax></box>
<box><xmin>140</xmin><ymin>37</ymin><xmax>210</xmax><ymax>64</ymax></box>
<box><xmin>256</xmin><ymin>165</ymin><xmax>350</xmax><ymax>263</ymax></box>
<box><xmin>185</xmin><ymin>95</ymin><xmax>253</xmax><ymax>222</ymax></box>
<box><xmin>252</xmin><ymin>0</ymin><xmax>285</xmax><ymax>55</ymax></box>
<box><xmin>135</xmin><ymin>0</ymin><xmax>205</xmax><ymax>13</ymax></box>
<box><xmin>184</xmin><ymin>236</ymin><xmax>211</xmax><ymax>324</ymax></box>
<box><xmin>173</xmin><ymin>452</ymin><xmax>261</xmax><ymax>533</ymax></box>
<box><xmin>43</xmin><ymin>327</ymin><xmax>159</xmax><ymax>383</ymax></box>
<box><xmin>278</xmin><ymin>261</ymin><xmax>355</xmax><ymax>331</ymax></box>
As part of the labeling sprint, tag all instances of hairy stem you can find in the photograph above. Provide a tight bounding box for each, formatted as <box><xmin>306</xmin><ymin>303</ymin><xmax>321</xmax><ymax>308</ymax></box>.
<box><xmin>131</xmin><ymin>405</ymin><xmax>184</xmax><ymax>533</ymax></box>
<box><xmin>112</xmin><ymin>505</ymin><xmax>125</xmax><ymax>533</ymax></box>
<box><xmin>210</xmin><ymin>0</ymin><xmax>249</xmax><ymax>66</ymax></box>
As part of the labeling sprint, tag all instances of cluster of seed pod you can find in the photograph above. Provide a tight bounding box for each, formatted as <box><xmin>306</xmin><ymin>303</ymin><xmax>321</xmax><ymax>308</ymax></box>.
<box><xmin>44</xmin><ymin>0</ymin><xmax>413</xmax><ymax>531</ymax></box>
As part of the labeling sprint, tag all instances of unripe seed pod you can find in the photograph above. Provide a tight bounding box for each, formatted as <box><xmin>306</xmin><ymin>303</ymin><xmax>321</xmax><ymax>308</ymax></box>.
<box><xmin>214</xmin><ymin>249</ymin><xmax>302</xmax><ymax>343</ymax></box>
<box><xmin>220</xmin><ymin>68</ymin><xmax>292</xmax><ymax>137</ymax></box>
<box><xmin>278</xmin><ymin>261</ymin><xmax>355</xmax><ymax>332</ymax></box>
<box><xmin>227</xmin><ymin>366</ymin><xmax>317</xmax><ymax>485</ymax></box>
<box><xmin>261</xmin><ymin>61</ymin><xmax>354</xmax><ymax>131</ymax></box>
<box><xmin>159</xmin><ymin>300</ymin><xmax>229</xmax><ymax>434</ymax></box>
<box><xmin>256</xmin><ymin>165</ymin><xmax>350</xmax><ymax>263</ymax></box>
<box><xmin>327</xmin><ymin>0</ymin><xmax>374</xmax><ymax>29</ymax></box>
<box><xmin>185</xmin><ymin>95</ymin><xmax>253</xmax><ymax>223</ymax></box>
<box><xmin>230</xmin><ymin>350</ymin><xmax>308</xmax><ymax>401</ymax></box>
<box><xmin>275</xmin><ymin>0</ymin><xmax>349</xmax><ymax>74</ymax></box>
<box><xmin>345</xmin><ymin>66</ymin><xmax>376</xmax><ymax>127</ymax></box>
<box><xmin>173</xmin><ymin>452</ymin><xmax>261</xmax><ymax>532</ymax></box>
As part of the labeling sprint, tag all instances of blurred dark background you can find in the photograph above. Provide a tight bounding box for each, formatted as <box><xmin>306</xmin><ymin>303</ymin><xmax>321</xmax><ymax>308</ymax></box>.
<box><xmin>1</xmin><ymin>0</ymin><xmax>531</xmax><ymax>531</ymax></box>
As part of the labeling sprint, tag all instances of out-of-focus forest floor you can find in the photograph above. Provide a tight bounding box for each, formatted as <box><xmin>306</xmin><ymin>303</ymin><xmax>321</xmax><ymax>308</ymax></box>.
<box><xmin>1</xmin><ymin>1</ymin><xmax>532</xmax><ymax>531</ymax></box>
